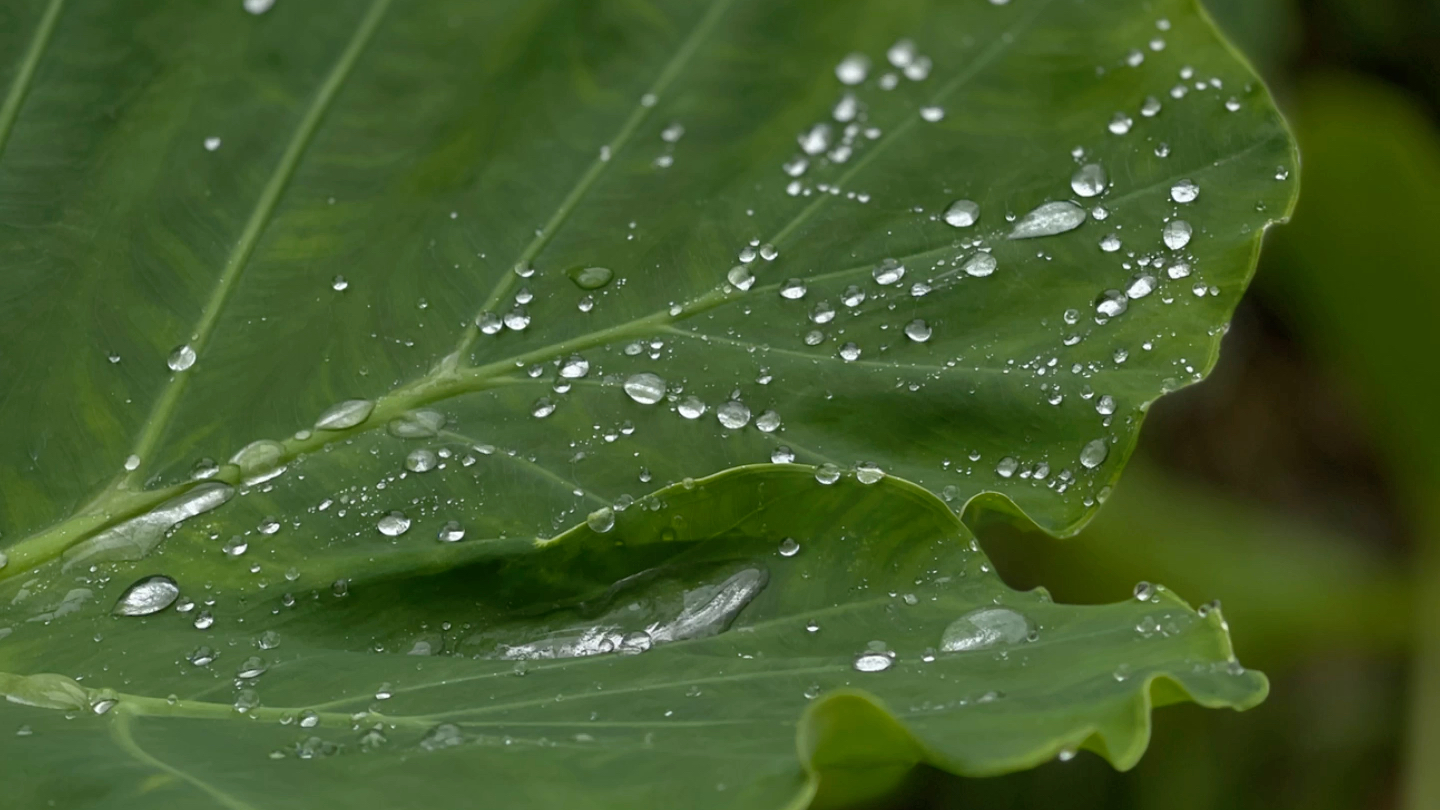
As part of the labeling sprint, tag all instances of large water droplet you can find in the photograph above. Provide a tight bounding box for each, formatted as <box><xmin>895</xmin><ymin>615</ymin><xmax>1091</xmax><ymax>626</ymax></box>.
<box><xmin>1009</xmin><ymin>201</ymin><xmax>1087</xmax><ymax>239</ymax></box>
<box><xmin>113</xmin><ymin>575</ymin><xmax>180</xmax><ymax>616</ymax></box>
<box><xmin>569</xmin><ymin>266</ymin><xmax>613</xmax><ymax>290</ymax></box>
<box><xmin>1070</xmin><ymin>164</ymin><xmax>1108</xmax><ymax>197</ymax></box>
<box><xmin>315</xmin><ymin>399</ymin><xmax>374</xmax><ymax>431</ymax></box>
<box><xmin>405</xmin><ymin>448</ymin><xmax>438</xmax><ymax>473</ymax></box>
<box><xmin>230</xmin><ymin>440</ymin><xmax>286</xmax><ymax>485</ymax></box>
<box><xmin>1162</xmin><ymin>219</ymin><xmax>1192</xmax><ymax>249</ymax></box>
<box><xmin>940</xmin><ymin>607</ymin><xmax>1031</xmax><ymax>651</ymax></box>
<box><xmin>587</xmin><ymin>507</ymin><xmax>616</xmax><ymax>534</ymax></box>
<box><xmin>437</xmin><ymin>520</ymin><xmax>466</xmax><ymax>542</ymax></box>
<box><xmin>167</xmin><ymin>344</ymin><xmax>196</xmax><ymax>372</ymax></box>
<box><xmin>1095</xmin><ymin>289</ymin><xmax>1128</xmax><ymax>318</ymax></box>
<box><xmin>904</xmin><ymin>319</ymin><xmax>932</xmax><ymax>342</ymax></box>
<box><xmin>1080</xmin><ymin>438</ymin><xmax>1109</xmax><ymax>469</ymax></box>
<box><xmin>377</xmin><ymin>511</ymin><xmax>412</xmax><ymax>537</ymax></box>
<box><xmin>623</xmin><ymin>373</ymin><xmax>666</xmax><ymax>405</ymax></box>
<box><xmin>944</xmin><ymin>199</ymin><xmax>980</xmax><ymax>228</ymax></box>
<box><xmin>388</xmin><ymin>409</ymin><xmax>446</xmax><ymax>439</ymax></box>
<box><xmin>853</xmin><ymin>652</ymin><xmax>895</xmax><ymax>672</ymax></box>
<box><xmin>716</xmin><ymin>400</ymin><xmax>751</xmax><ymax>429</ymax></box>
<box><xmin>1170</xmin><ymin>179</ymin><xmax>1199</xmax><ymax>203</ymax></box>
<box><xmin>835</xmin><ymin>53</ymin><xmax>870</xmax><ymax>85</ymax></box>
<box><xmin>872</xmin><ymin>258</ymin><xmax>905</xmax><ymax>285</ymax></box>
<box><xmin>963</xmin><ymin>253</ymin><xmax>997</xmax><ymax>277</ymax></box>
<box><xmin>559</xmin><ymin>356</ymin><xmax>590</xmax><ymax>379</ymax></box>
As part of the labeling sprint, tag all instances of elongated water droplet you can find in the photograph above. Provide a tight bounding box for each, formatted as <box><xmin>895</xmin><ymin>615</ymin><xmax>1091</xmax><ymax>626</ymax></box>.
<box><xmin>1095</xmin><ymin>290</ymin><xmax>1128</xmax><ymax>318</ymax></box>
<box><xmin>231</xmin><ymin>440</ymin><xmax>286</xmax><ymax>485</ymax></box>
<box><xmin>315</xmin><ymin>399</ymin><xmax>374</xmax><ymax>431</ymax></box>
<box><xmin>388</xmin><ymin>409</ymin><xmax>446</xmax><ymax>439</ymax></box>
<box><xmin>569</xmin><ymin>266</ymin><xmax>613</xmax><ymax>290</ymax></box>
<box><xmin>1080</xmin><ymin>438</ymin><xmax>1109</xmax><ymax>469</ymax></box>
<box><xmin>1010</xmin><ymin>201</ymin><xmax>1087</xmax><ymax>239</ymax></box>
<box><xmin>964</xmin><ymin>252</ymin><xmax>997</xmax><ymax>277</ymax></box>
<box><xmin>940</xmin><ymin>607</ymin><xmax>1031</xmax><ymax>651</ymax></box>
<box><xmin>853</xmin><ymin>652</ymin><xmax>894</xmax><ymax>672</ymax></box>
<box><xmin>113</xmin><ymin>575</ymin><xmax>180</xmax><ymax>616</ymax></box>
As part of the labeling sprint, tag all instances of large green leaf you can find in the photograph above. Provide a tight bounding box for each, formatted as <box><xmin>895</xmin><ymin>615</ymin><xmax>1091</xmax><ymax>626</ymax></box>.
<box><xmin>0</xmin><ymin>0</ymin><xmax>1294</xmax><ymax>806</ymax></box>
<box><xmin>0</xmin><ymin>469</ymin><xmax>1262</xmax><ymax>810</ymax></box>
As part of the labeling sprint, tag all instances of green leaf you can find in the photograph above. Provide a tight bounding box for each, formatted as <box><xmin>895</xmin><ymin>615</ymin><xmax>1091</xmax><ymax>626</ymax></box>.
<box><xmin>0</xmin><ymin>0</ymin><xmax>1293</xmax><ymax>805</ymax></box>
<box><xmin>1</xmin><ymin>469</ymin><xmax>1263</xmax><ymax>809</ymax></box>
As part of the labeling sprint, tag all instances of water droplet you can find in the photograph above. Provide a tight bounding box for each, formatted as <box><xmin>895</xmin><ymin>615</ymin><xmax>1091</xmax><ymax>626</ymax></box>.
<box><xmin>716</xmin><ymin>400</ymin><xmax>751</xmax><ymax>429</ymax></box>
<box><xmin>299</xmin><ymin>710</ymin><xmax>320</xmax><ymax>729</ymax></box>
<box><xmin>230</xmin><ymin>439</ymin><xmax>286</xmax><ymax>485</ymax></box>
<box><xmin>1162</xmin><ymin>219</ymin><xmax>1192</xmax><ymax>250</ymax></box>
<box><xmin>995</xmin><ymin>457</ymin><xmax>1018</xmax><ymax>478</ymax></box>
<box><xmin>405</xmin><ymin>448</ymin><xmax>438</xmax><ymax>473</ymax></box>
<box><xmin>1141</xmin><ymin>96</ymin><xmax>1163</xmax><ymax>117</ymax></box>
<box><xmin>377</xmin><ymin>511</ymin><xmax>412</xmax><ymax>537</ymax></box>
<box><xmin>755</xmin><ymin>410</ymin><xmax>782</xmax><ymax>432</ymax></box>
<box><xmin>257</xmin><ymin>630</ymin><xmax>280</xmax><ymax>650</ymax></box>
<box><xmin>780</xmin><ymin>279</ymin><xmax>807</xmax><ymax>299</ymax></box>
<box><xmin>1079</xmin><ymin>438</ymin><xmax>1109</xmax><ymax>469</ymax></box>
<box><xmin>388</xmin><ymin>409</ymin><xmax>446</xmax><ymax>439</ymax></box>
<box><xmin>771</xmin><ymin>446</ymin><xmax>795</xmax><ymax>464</ymax></box>
<box><xmin>188</xmin><ymin>646</ymin><xmax>217</xmax><ymax>666</ymax></box>
<box><xmin>243</xmin><ymin>0</ymin><xmax>274</xmax><ymax>15</ymax></box>
<box><xmin>798</xmin><ymin>123</ymin><xmax>833</xmax><ymax>155</ymax></box>
<box><xmin>1095</xmin><ymin>290</ymin><xmax>1128</xmax><ymax>318</ymax></box>
<box><xmin>1170</xmin><ymin>179</ymin><xmax>1199</xmax><ymax>203</ymax></box>
<box><xmin>944</xmin><ymin>199</ymin><xmax>980</xmax><ymax>228</ymax></box>
<box><xmin>838</xmin><ymin>342</ymin><xmax>861</xmax><ymax>362</ymax></box>
<box><xmin>124</xmin><ymin>454</ymin><xmax>141</xmax><ymax>471</ymax></box>
<box><xmin>237</xmin><ymin>656</ymin><xmax>267</xmax><ymax>679</ymax></box>
<box><xmin>677</xmin><ymin>396</ymin><xmax>707</xmax><ymax>419</ymax></box>
<box><xmin>853</xmin><ymin>652</ymin><xmax>895</xmax><ymax>672</ymax></box>
<box><xmin>886</xmin><ymin>38</ymin><xmax>916</xmax><ymax>67</ymax></box>
<box><xmin>814</xmin><ymin>463</ymin><xmax>842</xmax><ymax>485</ymax></box>
<box><xmin>1009</xmin><ymin>201</ymin><xmax>1087</xmax><ymax>239</ymax></box>
<box><xmin>531</xmin><ymin>397</ymin><xmax>556</xmax><ymax>418</ymax></box>
<box><xmin>436</xmin><ymin>520</ymin><xmax>466</xmax><ymax>543</ymax></box>
<box><xmin>1125</xmin><ymin>274</ymin><xmax>1156</xmax><ymax>299</ymax></box>
<box><xmin>904</xmin><ymin>319</ymin><xmax>932</xmax><ymax>342</ymax></box>
<box><xmin>624</xmin><ymin>373</ymin><xmax>666</xmax><ymax>405</ymax></box>
<box><xmin>1108</xmin><ymin>113</ymin><xmax>1133</xmax><ymax>135</ymax></box>
<box><xmin>503</xmin><ymin>308</ymin><xmax>530</xmax><ymax>331</ymax></box>
<box><xmin>778</xmin><ymin>538</ymin><xmax>800</xmax><ymax>557</ymax></box>
<box><xmin>569</xmin><ymin>266</ymin><xmax>613</xmax><ymax>290</ymax></box>
<box><xmin>919</xmin><ymin>105</ymin><xmax>945</xmax><ymax>122</ymax></box>
<box><xmin>203</xmin><ymin>136</ymin><xmax>222</xmax><ymax>151</ymax></box>
<box><xmin>940</xmin><ymin>607</ymin><xmax>1031</xmax><ymax>651</ymax></box>
<box><xmin>559</xmin><ymin>356</ymin><xmax>590</xmax><ymax>379</ymax></box>
<box><xmin>1100</xmin><ymin>233</ymin><xmax>1122</xmax><ymax>252</ymax></box>
<box><xmin>835</xmin><ymin>53</ymin><xmax>870</xmax><ymax>85</ymax></box>
<box><xmin>476</xmin><ymin>311</ymin><xmax>503</xmax><ymax>334</ymax></box>
<box><xmin>1166</xmin><ymin>261</ymin><xmax>1192</xmax><ymax>279</ymax></box>
<box><xmin>331</xmin><ymin>275</ymin><xmax>348</xmax><ymax>291</ymax></box>
<box><xmin>587</xmin><ymin>507</ymin><xmax>616</xmax><ymax>534</ymax></box>
<box><xmin>1096</xmin><ymin>395</ymin><xmax>1116</xmax><ymax>415</ymax></box>
<box><xmin>193</xmin><ymin>611</ymin><xmax>215</xmax><ymax>630</ymax></box>
<box><xmin>1133</xmin><ymin>581</ymin><xmax>1155</xmax><ymax>601</ymax></box>
<box><xmin>872</xmin><ymin>258</ymin><xmax>905</xmax><ymax>285</ymax></box>
<box><xmin>963</xmin><ymin>252</ymin><xmax>998</xmax><ymax>277</ymax></box>
<box><xmin>855</xmin><ymin>462</ymin><xmax>884</xmax><ymax>484</ymax></box>
<box><xmin>167</xmin><ymin>344</ymin><xmax>196</xmax><ymax>372</ymax></box>
<box><xmin>1070</xmin><ymin>164</ymin><xmax>1108</xmax><ymax>197</ymax></box>
<box><xmin>315</xmin><ymin>399</ymin><xmax>374</xmax><ymax>431</ymax></box>
<box><xmin>113</xmin><ymin>575</ymin><xmax>180</xmax><ymax>616</ymax></box>
<box><xmin>726</xmin><ymin>265</ymin><xmax>755</xmax><ymax>291</ymax></box>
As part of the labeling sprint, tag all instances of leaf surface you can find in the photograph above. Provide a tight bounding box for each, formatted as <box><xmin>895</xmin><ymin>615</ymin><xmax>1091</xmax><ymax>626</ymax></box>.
<box><xmin>0</xmin><ymin>0</ymin><xmax>1294</xmax><ymax>806</ymax></box>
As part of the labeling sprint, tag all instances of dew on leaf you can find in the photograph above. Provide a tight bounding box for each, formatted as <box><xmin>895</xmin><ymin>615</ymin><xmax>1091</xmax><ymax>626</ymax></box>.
<box><xmin>167</xmin><ymin>344</ymin><xmax>196</xmax><ymax>372</ymax></box>
<box><xmin>624</xmin><ymin>373</ymin><xmax>666</xmax><ymax>405</ymax></box>
<box><xmin>315</xmin><ymin>399</ymin><xmax>374</xmax><ymax>431</ymax></box>
<box><xmin>853</xmin><ymin>652</ymin><xmax>895</xmax><ymax>672</ymax></box>
<box><xmin>1009</xmin><ymin>201</ymin><xmax>1087</xmax><ymax>239</ymax></box>
<box><xmin>904</xmin><ymin>319</ymin><xmax>932</xmax><ymax>342</ymax></box>
<box><xmin>778</xmin><ymin>538</ymin><xmax>800</xmax><ymax>557</ymax></box>
<box><xmin>940</xmin><ymin>607</ymin><xmax>1031</xmax><ymax>652</ymax></box>
<box><xmin>943</xmin><ymin>199</ymin><xmax>980</xmax><ymax>228</ymax></box>
<box><xmin>1163</xmin><ymin>219</ymin><xmax>1193</xmax><ymax>249</ymax></box>
<box><xmin>1070</xmin><ymin>163</ymin><xmax>1108</xmax><ymax>197</ymax></box>
<box><xmin>388</xmin><ymin>409</ymin><xmax>446</xmax><ymax>438</ymax></box>
<box><xmin>568</xmin><ymin>266</ymin><xmax>614</xmax><ymax>290</ymax></box>
<box><xmin>716</xmin><ymin>400</ymin><xmax>751</xmax><ymax>429</ymax></box>
<box><xmin>964</xmin><ymin>253</ymin><xmax>997</xmax><ymax>277</ymax></box>
<box><xmin>377</xmin><ymin>511</ymin><xmax>412</xmax><ymax>537</ymax></box>
<box><xmin>113</xmin><ymin>575</ymin><xmax>180</xmax><ymax>616</ymax></box>
<box><xmin>1170</xmin><ymin>179</ymin><xmax>1200</xmax><ymax>203</ymax></box>
<box><xmin>1080</xmin><ymin>438</ymin><xmax>1109</xmax><ymax>469</ymax></box>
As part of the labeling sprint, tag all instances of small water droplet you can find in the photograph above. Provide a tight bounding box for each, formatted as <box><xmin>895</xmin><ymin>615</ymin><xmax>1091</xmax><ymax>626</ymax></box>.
<box><xmin>995</xmin><ymin>457</ymin><xmax>1018</xmax><ymax>478</ymax></box>
<box><xmin>1108</xmin><ymin>113</ymin><xmax>1133</xmax><ymax>135</ymax></box>
<box><xmin>814</xmin><ymin>463</ymin><xmax>842</xmax><ymax>485</ymax></box>
<box><xmin>872</xmin><ymin>258</ymin><xmax>905</xmax><ymax>285</ymax></box>
<box><xmin>836</xmin><ymin>53</ymin><xmax>870</xmax><ymax>85</ymax></box>
<box><xmin>904</xmin><ymin>319</ymin><xmax>931</xmax><ymax>342</ymax></box>
<box><xmin>780</xmin><ymin>278</ymin><xmax>807</xmax><ymax>299</ymax></box>
<box><xmin>855</xmin><ymin>462</ymin><xmax>884</xmax><ymax>484</ymax></box>
<box><xmin>1134</xmin><ymin>581</ymin><xmax>1155</xmax><ymax>601</ymax></box>
<box><xmin>771</xmin><ymin>446</ymin><xmax>795</xmax><ymax>464</ymax></box>
<box><xmin>778</xmin><ymin>538</ymin><xmax>800</xmax><ymax>557</ymax></box>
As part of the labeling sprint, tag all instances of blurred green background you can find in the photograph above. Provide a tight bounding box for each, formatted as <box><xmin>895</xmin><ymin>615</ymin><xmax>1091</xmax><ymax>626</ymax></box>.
<box><xmin>902</xmin><ymin>0</ymin><xmax>1440</xmax><ymax>807</ymax></box>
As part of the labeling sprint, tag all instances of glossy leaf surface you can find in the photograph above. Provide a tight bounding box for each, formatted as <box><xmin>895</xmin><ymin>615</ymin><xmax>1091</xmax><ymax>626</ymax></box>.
<box><xmin>0</xmin><ymin>0</ymin><xmax>1293</xmax><ymax>806</ymax></box>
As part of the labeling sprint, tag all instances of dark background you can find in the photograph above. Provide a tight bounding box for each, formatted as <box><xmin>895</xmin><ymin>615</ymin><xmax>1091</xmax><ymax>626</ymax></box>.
<box><xmin>907</xmin><ymin>0</ymin><xmax>1440</xmax><ymax>807</ymax></box>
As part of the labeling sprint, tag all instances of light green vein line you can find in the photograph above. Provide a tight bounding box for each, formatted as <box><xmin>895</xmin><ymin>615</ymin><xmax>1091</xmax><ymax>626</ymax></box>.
<box><xmin>111</xmin><ymin>711</ymin><xmax>260</xmax><ymax>810</ymax></box>
<box><xmin>0</xmin><ymin>0</ymin><xmax>66</xmax><ymax>161</ymax></box>
<box><xmin>439</xmin><ymin>429</ymin><xmax>609</xmax><ymax>507</ymax></box>
<box><xmin>123</xmin><ymin>0</ymin><xmax>392</xmax><ymax>481</ymax></box>
<box><xmin>767</xmin><ymin>0</ymin><xmax>1055</xmax><ymax>249</ymax></box>
<box><xmin>455</xmin><ymin>0</ymin><xmax>737</xmax><ymax>356</ymax></box>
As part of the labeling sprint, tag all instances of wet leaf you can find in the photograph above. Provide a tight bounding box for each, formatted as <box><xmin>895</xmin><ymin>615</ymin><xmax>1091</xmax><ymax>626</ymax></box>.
<box><xmin>0</xmin><ymin>0</ymin><xmax>1293</xmax><ymax>806</ymax></box>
